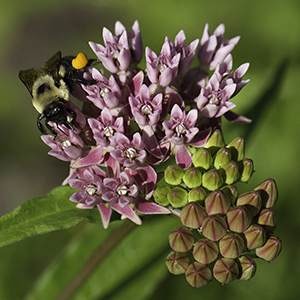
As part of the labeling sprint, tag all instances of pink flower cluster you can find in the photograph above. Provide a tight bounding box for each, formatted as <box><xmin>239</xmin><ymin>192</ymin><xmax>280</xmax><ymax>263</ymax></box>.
<box><xmin>41</xmin><ymin>21</ymin><xmax>250</xmax><ymax>228</ymax></box>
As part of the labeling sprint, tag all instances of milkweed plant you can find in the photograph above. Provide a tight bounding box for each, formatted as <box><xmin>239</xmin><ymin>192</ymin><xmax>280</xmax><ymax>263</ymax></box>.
<box><xmin>1</xmin><ymin>20</ymin><xmax>281</xmax><ymax>292</ymax></box>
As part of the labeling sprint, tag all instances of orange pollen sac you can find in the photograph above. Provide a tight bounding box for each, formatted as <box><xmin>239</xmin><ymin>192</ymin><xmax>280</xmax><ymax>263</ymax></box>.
<box><xmin>72</xmin><ymin>52</ymin><xmax>89</xmax><ymax>69</ymax></box>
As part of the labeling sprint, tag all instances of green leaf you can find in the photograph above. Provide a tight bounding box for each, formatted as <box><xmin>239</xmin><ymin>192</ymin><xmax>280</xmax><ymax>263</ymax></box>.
<box><xmin>0</xmin><ymin>186</ymin><xmax>101</xmax><ymax>248</ymax></box>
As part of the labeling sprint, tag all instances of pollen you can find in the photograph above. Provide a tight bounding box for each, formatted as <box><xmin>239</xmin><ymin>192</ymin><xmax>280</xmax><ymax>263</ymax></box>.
<box><xmin>72</xmin><ymin>52</ymin><xmax>89</xmax><ymax>70</ymax></box>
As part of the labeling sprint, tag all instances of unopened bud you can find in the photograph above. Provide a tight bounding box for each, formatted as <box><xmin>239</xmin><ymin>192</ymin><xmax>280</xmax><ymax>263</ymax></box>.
<box><xmin>201</xmin><ymin>215</ymin><xmax>228</xmax><ymax>241</ymax></box>
<box><xmin>165</xmin><ymin>165</ymin><xmax>184</xmax><ymax>185</ymax></box>
<box><xmin>185</xmin><ymin>262</ymin><xmax>212</xmax><ymax>288</ymax></box>
<box><xmin>221</xmin><ymin>161</ymin><xmax>240</xmax><ymax>185</ymax></box>
<box><xmin>205</xmin><ymin>190</ymin><xmax>231</xmax><ymax>215</ymax></box>
<box><xmin>188</xmin><ymin>187</ymin><xmax>207</xmax><ymax>204</ymax></box>
<box><xmin>256</xmin><ymin>236</ymin><xmax>281</xmax><ymax>262</ymax></box>
<box><xmin>193</xmin><ymin>239</ymin><xmax>219</xmax><ymax>264</ymax></box>
<box><xmin>153</xmin><ymin>186</ymin><xmax>171</xmax><ymax>206</ymax></box>
<box><xmin>257</xmin><ymin>208</ymin><xmax>276</xmax><ymax>233</ymax></box>
<box><xmin>180</xmin><ymin>202</ymin><xmax>207</xmax><ymax>229</ymax></box>
<box><xmin>168</xmin><ymin>187</ymin><xmax>188</xmax><ymax>208</ymax></box>
<box><xmin>226</xmin><ymin>136</ymin><xmax>245</xmax><ymax>161</ymax></box>
<box><xmin>202</xmin><ymin>169</ymin><xmax>224</xmax><ymax>191</ymax></box>
<box><xmin>221</xmin><ymin>185</ymin><xmax>238</xmax><ymax>205</ymax></box>
<box><xmin>192</xmin><ymin>148</ymin><xmax>213</xmax><ymax>170</ymax></box>
<box><xmin>214</xmin><ymin>148</ymin><xmax>231</xmax><ymax>169</ymax></box>
<box><xmin>166</xmin><ymin>251</ymin><xmax>191</xmax><ymax>275</ymax></box>
<box><xmin>205</xmin><ymin>129</ymin><xmax>225</xmax><ymax>155</ymax></box>
<box><xmin>238</xmin><ymin>255</ymin><xmax>256</xmax><ymax>280</ymax></box>
<box><xmin>169</xmin><ymin>226</ymin><xmax>194</xmax><ymax>252</ymax></box>
<box><xmin>183</xmin><ymin>167</ymin><xmax>202</xmax><ymax>188</ymax></box>
<box><xmin>239</xmin><ymin>158</ymin><xmax>254</xmax><ymax>183</ymax></box>
<box><xmin>254</xmin><ymin>178</ymin><xmax>278</xmax><ymax>208</ymax></box>
<box><xmin>219</xmin><ymin>233</ymin><xmax>245</xmax><ymax>259</ymax></box>
<box><xmin>236</xmin><ymin>191</ymin><xmax>262</xmax><ymax>217</ymax></box>
<box><xmin>243</xmin><ymin>224</ymin><xmax>266</xmax><ymax>249</ymax></box>
<box><xmin>213</xmin><ymin>258</ymin><xmax>240</xmax><ymax>284</ymax></box>
<box><xmin>226</xmin><ymin>206</ymin><xmax>252</xmax><ymax>233</ymax></box>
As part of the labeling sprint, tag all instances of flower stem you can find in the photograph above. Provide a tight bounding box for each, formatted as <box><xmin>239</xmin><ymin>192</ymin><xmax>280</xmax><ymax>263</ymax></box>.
<box><xmin>56</xmin><ymin>219</ymin><xmax>137</xmax><ymax>300</ymax></box>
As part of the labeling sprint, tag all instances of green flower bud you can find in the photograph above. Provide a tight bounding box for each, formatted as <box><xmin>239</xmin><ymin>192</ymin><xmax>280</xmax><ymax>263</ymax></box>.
<box><xmin>214</xmin><ymin>148</ymin><xmax>231</xmax><ymax>169</ymax></box>
<box><xmin>221</xmin><ymin>161</ymin><xmax>240</xmax><ymax>185</ymax></box>
<box><xmin>213</xmin><ymin>258</ymin><xmax>240</xmax><ymax>284</ymax></box>
<box><xmin>185</xmin><ymin>262</ymin><xmax>212</xmax><ymax>288</ymax></box>
<box><xmin>205</xmin><ymin>129</ymin><xmax>225</xmax><ymax>155</ymax></box>
<box><xmin>205</xmin><ymin>190</ymin><xmax>231</xmax><ymax>215</ymax></box>
<box><xmin>164</xmin><ymin>165</ymin><xmax>184</xmax><ymax>185</ymax></box>
<box><xmin>169</xmin><ymin>226</ymin><xmax>194</xmax><ymax>252</ymax></box>
<box><xmin>202</xmin><ymin>169</ymin><xmax>224</xmax><ymax>191</ymax></box>
<box><xmin>168</xmin><ymin>187</ymin><xmax>188</xmax><ymax>208</ymax></box>
<box><xmin>257</xmin><ymin>208</ymin><xmax>276</xmax><ymax>233</ymax></box>
<box><xmin>239</xmin><ymin>158</ymin><xmax>254</xmax><ymax>183</ymax></box>
<box><xmin>180</xmin><ymin>202</ymin><xmax>207</xmax><ymax>229</ymax></box>
<box><xmin>243</xmin><ymin>224</ymin><xmax>266</xmax><ymax>250</ymax></box>
<box><xmin>226</xmin><ymin>136</ymin><xmax>245</xmax><ymax>161</ymax></box>
<box><xmin>183</xmin><ymin>167</ymin><xmax>202</xmax><ymax>188</ymax></box>
<box><xmin>201</xmin><ymin>215</ymin><xmax>228</xmax><ymax>241</ymax></box>
<box><xmin>166</xmin><ymin>251</ymin><xmax>191</xmax><ymax>275</ymax></box>
<box><xmin>226</xmin><ymin>206</ymin><xmax>252</xmax><ymax>233</ymax></box>
<box><xmin>236</xmin><ymin>191</ymin><xmax>262</xmax><ymax>217</ymax></box>
<box><xmin>255</xmin><ymin>236</ymin><xmax>281</xmax><ymax>262</ymax></box>
<box><xmin>238</xmin><ymin>255</ymin><xmax>256</xmax><ymax>281</ymax></box>
<box><xmin>193</xmin><ymin>239</ymin><xmax>219</xmax><ymax>264</ymax></box>
<box><xmin>153</xmin><ymin>186</ymin><xmax>171</xmax><ymax>206</ymax></box>
<box><xmin>219</xmin><ymin>233</ymin><xmax>245</xmax><ymax>259</ymax></box>
<box><xmin>254</xmin><ymin>178</ymin><xmax>278</xmax><ymax>208</ymax></box>
<box><xmin>221</xmin><ymin>185</ymin><xmax>239</xmax><ymax>205</ymax></box>
<box><xmin>188</xmin><ymin>187</ymin><xmax>207</xmax><ymax>204</ymax></box>
<box><xmin>192</xmin><ymin>148</ymin><xmax>213</xmax><ymax>170</ymax></box>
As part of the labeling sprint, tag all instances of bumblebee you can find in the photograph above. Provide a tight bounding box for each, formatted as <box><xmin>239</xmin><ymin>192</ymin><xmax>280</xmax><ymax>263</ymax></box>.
<box><xmin>19</xmin><ymin>51</ymin><xmax>96</xmax><ymax>134</ymax></box>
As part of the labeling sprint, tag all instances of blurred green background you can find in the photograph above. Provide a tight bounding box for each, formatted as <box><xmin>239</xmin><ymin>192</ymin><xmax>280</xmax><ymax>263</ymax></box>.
<box><xmin>0</xmin><ymin>0</ymin><xmax>299</xmax><ymax>299</ymax></box>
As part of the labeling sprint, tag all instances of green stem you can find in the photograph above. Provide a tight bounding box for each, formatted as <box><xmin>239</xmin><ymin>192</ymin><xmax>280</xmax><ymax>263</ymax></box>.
<box><xmin>55</xmin><ymin>219</ymin><xmax>137</xmax><ymax>300</ymax></box>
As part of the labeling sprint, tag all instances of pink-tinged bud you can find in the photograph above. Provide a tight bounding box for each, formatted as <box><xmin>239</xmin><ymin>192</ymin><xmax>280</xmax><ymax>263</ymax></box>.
<box><xmin>169</xmin><ymin>226</ymin><xmax>194</xmax><ymax>252</ymax></box>
<box><xmin>236</xmin><ymin>191</ymin><xmax>262</xmax><ymax>217</ymax></box>
<box><xmin>185</xmin><ymin>262</ymin><xmax>212</xmax><ymax>288</ymax></box>
<box><xmin>239</xmin><ymin>158</ymin><xmax>254</xmax><ymax>183</ymax></box>
<box><xmin>222</xmin><ymin>161</ymin><xmax>240</xmax><ymax>185</ymax></box>
<box><xmin>205</xmin><ymin>190</ymin><xmax>231</xmax><ymax>215</ymax></box>
<box><xmin>183</xmin><ymin>167</ymin><xmax>202</xmax><ymax>188</ymax></box>
<box><xmin>164</xmin><ymin>165</ymin><xmax>184</xmax><ymax>185</ymax></box>
<box><xmin>221</xmin><ymin>185</ymin><xmax>238</xmax><ymax>205</ymax></box>
<box><xmin>238</xmin><ymin>255</ymin><xmax>256</xmax><ymax>280</ymax></box>
<box><xmin>192</xmin><ymin>148</ymin><xmax>213</xmax><ymax>170</ymax></box>
<box><xmin>188</xmin><ymin>187</ymin><xmax>207</xmax><ymax>204</ymax></box>
<box><xmin>153</xmin><ymin>186</ymin><xmax>171</xmax><ymax>206</ymax></box>
<box><xmin>166</xmin><ymin>251</ymin><xmax>191</xmax><ymax>275</ymax></box>
<box><xmin>201</xmin><ymin>215</ymin><xmax>228</xmax><ymax>241</ymax></box>
<box><xmin>254</xmin><ymin>178</ymin><xmax>278</xmax><ymax>208</ymax></box>
<box><xmin>168</xmin><ymin>187</ymin><xmax>188</xmax><ymax>208</ymax></box>
<box><xmin>257</xmin><ymin>208</ymin><xmax>276</xmax><ymax>233</ymax></box>
<box><xmin>226</xmin><ymin>136</ymin><xmax>245</xmax><ymax>161</ymax></box>
<box><xmin>243</xmin><ymin>224</ymin><xmax>266</xmax><ymax>250</ymax></box>
<box><xmin>219</xmin><ymin>233</ymin><xmax>245</xmax><ymax>259</ymax></box>
<box><xmin>202</xmin><ymin>169</ymin><xmax>224</xmax><ymax>191</ymax></box>
<box><xmin>205</xmin><ymin>129</ymin><xmax>225</xmax><ymax>155</ymax></box>
<box><xmin>226</xmin><ymin>206</ymin><xmax>252</xmax><ymax>233</ymax></box>
<box><xmin>213</xmin><ymin>258</ymin><xmax>240</xmax><ymax>284</ymax></box>
<box><xmin>180</xmin><ymin>202</ymin><xmax>207</xmax><ymax>229</ymax></box>
<box><xmin>193</xmin><ymin>239</ymin><xmax>219</xmax><ymax>264</ymax></box>
<box><xmin>214</xmin><ymin>148</ymin><xmax>231</xmax><ymax>169</ymax></box>
<box><xmin>256</xmin><ymin>236</ymin><xmax>281</xmax><ymax>262</ymax></box>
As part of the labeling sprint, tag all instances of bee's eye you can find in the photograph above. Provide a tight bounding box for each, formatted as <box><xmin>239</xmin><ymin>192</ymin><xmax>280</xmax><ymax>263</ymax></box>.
<box><xmin>37</xmin><ymin>83</ymin><xmax>51</xmax><ymax>95</ymax></box>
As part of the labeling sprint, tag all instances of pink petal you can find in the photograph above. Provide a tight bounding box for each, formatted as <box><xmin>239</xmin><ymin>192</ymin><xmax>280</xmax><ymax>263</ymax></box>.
<box><xmin>97</xmin><ymin>204</ymin><xmax>112</xmax><ymax>229</ymax></box>
<box><xmin>110</xmin><ymin>203</ymin><xmax>142</xmax><ymax>225</ymax></box>
<box><xmin>136</xmin><ymin>201</ymin><xmax>170</xmax><ymax>214</ymax></box>
<box><xmin>71</xmin><ymin>146</ymin><xmax>104</xmax><ymax>168</ymax></box>
<box><xmin>175</xmin><ymin>144</ymin><xmax>192</xmax><ymax>169</ymax></box>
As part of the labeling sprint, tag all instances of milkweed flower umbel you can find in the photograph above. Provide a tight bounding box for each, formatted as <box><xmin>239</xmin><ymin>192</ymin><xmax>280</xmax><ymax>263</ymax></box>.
<box><xmin>39</xmin><ymin>21</ymin><xmax>280</xmax><ymax>286</ymax></box>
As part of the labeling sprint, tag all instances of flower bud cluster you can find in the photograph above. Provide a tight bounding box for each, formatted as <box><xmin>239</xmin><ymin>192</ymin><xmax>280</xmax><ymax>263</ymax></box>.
<box><xmin>163</xmin><ymin>132</ymin><xmax>281</xmax><ymax>287</ymax></box>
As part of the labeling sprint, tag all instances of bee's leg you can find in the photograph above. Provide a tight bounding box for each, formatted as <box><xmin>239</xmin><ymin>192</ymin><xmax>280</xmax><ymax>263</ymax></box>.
<box><xmin>37</xmin><ymin>114</ymin><xmax>47</xmax><ymax>134</ymax></box>
<box><xmin>73</xmin><ymin>77</ymin><xmax>97</xmax><ymax>86</ymax></box>
<box><xmin>66</xmin><ymin>107</ymin><xmax>77</xmax><ymax>124</ymax></box>
<box><xmin>44</xmin><ymin>119</ymin><xmax>57</xmax><ymax>136</ymax></box>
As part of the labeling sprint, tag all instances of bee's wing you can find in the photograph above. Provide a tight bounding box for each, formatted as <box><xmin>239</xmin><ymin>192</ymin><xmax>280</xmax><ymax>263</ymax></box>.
<box><xmin>44</xmin><ymin>51</ymin><xmax>62</xmax><ymax>79</ymax></box>
<box><xmin>19</xmin><ymin>68</ymin><xmax>42</xmax><ymax>96</ymax></box>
